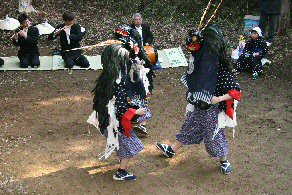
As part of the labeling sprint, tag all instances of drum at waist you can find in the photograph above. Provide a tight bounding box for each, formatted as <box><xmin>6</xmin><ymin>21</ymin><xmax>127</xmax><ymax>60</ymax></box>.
<box><xmin>143</xmin><ymin>46</ymin><xmax>158</xmax><ymax>66</ymax></box>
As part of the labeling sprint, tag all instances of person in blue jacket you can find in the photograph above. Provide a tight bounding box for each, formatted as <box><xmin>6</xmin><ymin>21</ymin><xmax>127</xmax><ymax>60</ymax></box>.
<box><xmin>233</xmin><ymin>27</ymin><xmax>268</xmax><ymax>80</ymax></box>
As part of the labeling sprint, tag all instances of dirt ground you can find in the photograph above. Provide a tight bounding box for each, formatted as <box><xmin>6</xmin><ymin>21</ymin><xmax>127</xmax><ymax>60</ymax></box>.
<box><xmin>1</xmin><ymin>29</ymin><xmax>292</xmax><ymax>195</ymax></box>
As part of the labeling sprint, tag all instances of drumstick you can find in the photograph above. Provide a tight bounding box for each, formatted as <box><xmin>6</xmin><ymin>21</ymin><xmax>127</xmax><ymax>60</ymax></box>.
<box><xmin>65</xmin><ymin>40</ymin><xmax>123</xmax><ymax>52</ymax></box>
<box><xmin>75</xmin><ymin>40</ymin><xmax>123</xmax><ymax>60</ymax></box>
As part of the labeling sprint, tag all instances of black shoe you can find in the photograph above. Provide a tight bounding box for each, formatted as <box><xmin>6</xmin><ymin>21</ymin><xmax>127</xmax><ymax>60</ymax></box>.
<box><xmin>221</xmin><ymin>159</ymin><xmax>231</xmax><ymax>174</ymax></box>
<box><xmin>131</xmin><ymin>117</ymin><xmax>140</xmax><ymax>124</ymax></box>
<box><xmin>156</xmin><ymin>142</ymin><xmax>175</xmax><ymax>158</ymax></box>
<box><xmin>133</xmin><ymin>125</ymin><xmax>148</xmax><ymax>135</ymax></box>
<box><xmin>113</xmin><ymin>169</ymin><xmax>137</xmax><ymax>181</ymax></box>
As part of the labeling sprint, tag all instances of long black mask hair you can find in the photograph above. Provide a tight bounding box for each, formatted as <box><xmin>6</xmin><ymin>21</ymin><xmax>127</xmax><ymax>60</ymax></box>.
<box><xmin>201</xmin><ymin>23</ymin><xmax>233</xmax><ymax>71</ymax></box>
<box><xmin>92</xmin><ymin>44</ymin><xmax>129</xmax><ymax>134</ymax></box>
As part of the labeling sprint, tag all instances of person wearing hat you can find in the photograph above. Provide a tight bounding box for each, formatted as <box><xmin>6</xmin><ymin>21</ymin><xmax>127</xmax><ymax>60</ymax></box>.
<box><xmin>233</xmin><ymin>27</ymin><xmax>268</xmax><ymax>80</ymax></box>
<box><xmin>12</xmin><ymin>14</ymin><xmax>40</xmax><ymax>68</ymax></box>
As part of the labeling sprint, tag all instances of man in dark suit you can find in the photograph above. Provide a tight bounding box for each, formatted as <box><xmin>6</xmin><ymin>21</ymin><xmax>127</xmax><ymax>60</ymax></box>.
<box><xmin>48</xmin><ymin>11</ymin><xmax>89</xmax><ymax>69</ymax></box>
<box><xmin>130</xmin><ymin>13</ymin><xmax>155</xmax><ymax>94</ymax></box>
<box><xmin>130</xmin><ymin>13</ymin><xmax>153</xmax><ymax>46</ymax></box>
<box><xmin>12</xmin><ymin>14</ymin><xmax>40</xmax><ymax>68</ymax></box>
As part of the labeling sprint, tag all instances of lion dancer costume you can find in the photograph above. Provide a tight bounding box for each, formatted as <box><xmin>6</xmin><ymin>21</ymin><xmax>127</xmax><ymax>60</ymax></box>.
<box><xmin>157</xmin><ymin>23</ymin><xmax>241</xmax><ymax>174</ymax></box>
<box><xmin>123</xmin><ymin>26</ymin><xmax>153</xmax><ymax>135</ymax></box>
<box><xmin>87</xmin><ymin>26</ymin><xmax>151</xmax><ymax>181</ymax></box>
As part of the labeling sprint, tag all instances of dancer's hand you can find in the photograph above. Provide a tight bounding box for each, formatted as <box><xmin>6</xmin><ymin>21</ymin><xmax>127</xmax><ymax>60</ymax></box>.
<box><xmin>135</xmin><ymin>108</ymin><xmax>146</xmax><ymax>115</ymax></box>
<box><xmin>253</xmin><ymin>52</ymin><xmax>260</xmax><ymax>56</ymax></box>
<box><xmin>211</xmin><ymin>96</ymin><xmax>221</xmax><ymax>104</ymax></box>
<box><xmin>211</xmin><ymin>94</ymin><xmax>233</xmax><ymax>104</ymax></box>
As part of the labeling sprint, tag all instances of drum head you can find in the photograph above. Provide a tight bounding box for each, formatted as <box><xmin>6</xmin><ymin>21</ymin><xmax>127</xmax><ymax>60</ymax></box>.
<box><xmin>143</xmin><ymin>46</ymin><xmax>158</xmax><ymax>66</ymax></box>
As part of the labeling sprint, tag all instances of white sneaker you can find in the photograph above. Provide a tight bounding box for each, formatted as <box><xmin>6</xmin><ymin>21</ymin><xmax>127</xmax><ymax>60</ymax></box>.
<box><xmin>266</xmin><ymin>42</ymin><xmax>271</xmax><ymax>47</ymax></box>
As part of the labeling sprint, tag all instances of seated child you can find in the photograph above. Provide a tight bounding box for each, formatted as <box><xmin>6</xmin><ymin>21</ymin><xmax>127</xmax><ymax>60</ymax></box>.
<box><xmin>233</xmin><ymin>27</ymin><xmax>268</xmax><ymax>79</ymax></box>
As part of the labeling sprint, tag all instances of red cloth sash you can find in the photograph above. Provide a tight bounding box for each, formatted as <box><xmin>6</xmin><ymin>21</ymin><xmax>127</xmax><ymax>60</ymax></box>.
<box><xmin>121</xmin><ymin>108</ymin><xmax>136</xmax><ymax>137</ymax></box>
<box><xmin>226</xmin><ymin>90</ymin><xmax>241</xmax><ymax>120</ymax></box>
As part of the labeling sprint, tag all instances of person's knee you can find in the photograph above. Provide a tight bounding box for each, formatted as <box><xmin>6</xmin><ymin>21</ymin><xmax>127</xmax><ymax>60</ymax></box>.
<box><xmin>0</xmin><ymin>58</ymin><xmax>4</xmax><ymax>66</ymax></box>
<box><xmin>64</xmin><ymin>59</ymin><xmax>74</xmax><ymax>68</ymax></box>
<box><xmin>20</xmin><ymin>61</ymin><xmax>29</xmax><ymax>68</ymax></box>
<box><xmin>81</xmin><ymin>61</ymin><xmax>90</xmax><ymax>68</ymax></box>
<box><xmin>19</xmin><ymin>56</ymin><xmax>30</xmax><ymax>68</ymax></box>
<box><xmin>31</xmin><ymin>58</ymin><xmax>40</xmax><ymax>67</ymax></box>
<box><xmin>77</xmin><ymin>58</ymin><xmax>90</xmax><ymax>68</ymax></box>
<box><xmin>62</xmin><ymin>54</ymin><xmax>75</xmax><ymax>68</ymax></box>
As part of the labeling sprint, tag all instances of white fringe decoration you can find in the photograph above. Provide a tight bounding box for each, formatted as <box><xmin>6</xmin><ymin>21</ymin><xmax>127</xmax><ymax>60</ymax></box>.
<box><xmin>212</xmin><ymin>99</ymin><xmax>238</xmax><ymax>140</ymax></box>
<box><xmin>87</xmin><ymin>96</ymin><xmax>120</xmax><ymax>160</ymax></box>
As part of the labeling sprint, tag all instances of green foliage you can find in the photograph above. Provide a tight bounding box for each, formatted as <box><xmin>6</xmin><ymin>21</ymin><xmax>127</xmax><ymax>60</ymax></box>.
<box><xmin>5</xmin><ymin>0</ymin><xmax>290</xmax><ymax>26</ymax></box>
<box><xmin>88</xmin><ymin>0</ymin><xmax>292</xmax><ymax>25</ymax></box>
<box><xmin>28</xmin><ymin>0</ymin><xmax>261</xmax><ymax>25</ymax></box>
<box><xmin>83</xmin><ymin>0</ymin><xmax>261</xmax><ymax>26</ymax></box>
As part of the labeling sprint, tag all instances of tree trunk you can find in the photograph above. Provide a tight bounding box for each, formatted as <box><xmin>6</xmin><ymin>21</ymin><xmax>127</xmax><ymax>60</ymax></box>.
<box><xmin>277</xmin><ymin>0</ymin><xmax>291</xmax><ymax>35</ymax></box>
